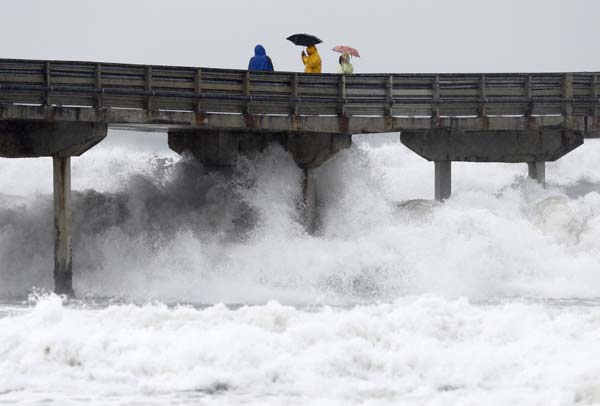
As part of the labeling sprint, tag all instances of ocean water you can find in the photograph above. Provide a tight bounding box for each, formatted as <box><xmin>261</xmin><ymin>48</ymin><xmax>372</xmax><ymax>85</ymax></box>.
<box><xmin>1</xmin><ymin>131</ymin><xmax>600</xmax><ymax>405</ymax></box>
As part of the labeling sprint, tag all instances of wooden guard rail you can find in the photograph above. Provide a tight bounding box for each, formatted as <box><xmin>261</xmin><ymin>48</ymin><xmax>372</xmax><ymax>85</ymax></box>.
<box><xmin>0</xmin><ymin>58</ymin><xmax>599</xmax><ymax>119</ymax></box>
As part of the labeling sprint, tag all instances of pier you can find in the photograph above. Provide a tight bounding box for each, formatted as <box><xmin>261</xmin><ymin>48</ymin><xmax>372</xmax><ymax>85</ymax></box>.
<box><xmin>0</xmin><ymin>58</ymin><xmax>597</xmax><ymax>293</ymax></box>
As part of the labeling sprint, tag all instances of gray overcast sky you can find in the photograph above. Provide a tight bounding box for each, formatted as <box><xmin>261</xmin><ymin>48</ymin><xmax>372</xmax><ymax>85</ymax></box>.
<box><xmin>1</xmin><ymin>0</ymin><xmax>599</xmax><ymax>73</ymax></box>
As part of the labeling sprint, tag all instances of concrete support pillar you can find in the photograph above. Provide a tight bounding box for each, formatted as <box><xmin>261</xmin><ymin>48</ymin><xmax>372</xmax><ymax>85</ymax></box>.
<box><xmin>168</xmin><ymin>130</ymin><xmax>351</xmax><ymax>169</ymax></box>
<box><xmin>301</xmin><ymin>168</ymin><xmax>317</xmax><ymax>233</ymax></box>
<box><xmin>0</xmin><ymin>121</ymin><xmax>107</xmax><ymax>158</ymax></box>
<box><xmin>0</xmin><ymin>122</ymin><xmax>106</xmax><ymax>296</ymax></box>
<box><xmin>434</xmin><ymin>161</ymin><xmax>451</xmax><ymax>201</ymax></box>
<box><xmin>168</xmin><ymin>130</ymin><xmax>352</xmax><ymax>234</ymax></box>
<box><xmin>53</xmin><ymin>157</ymin><xmax>73</xmax><ymax>296</ymax></box>
<box><xmin>527</xmin><ymin>161</ymin><xmax>546</xmax><ymax>185</ymax></box>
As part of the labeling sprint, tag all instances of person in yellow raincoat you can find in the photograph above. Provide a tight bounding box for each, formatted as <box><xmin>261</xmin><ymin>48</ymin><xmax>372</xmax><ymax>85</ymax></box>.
<box><xmin>301</xmin><ymin>45</ymin><xmax>322</xmax><ymax>73</ymax></box>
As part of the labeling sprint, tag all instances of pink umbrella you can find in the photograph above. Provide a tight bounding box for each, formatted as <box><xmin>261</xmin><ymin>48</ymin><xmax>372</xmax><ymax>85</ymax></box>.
<box><xmin>332</xmin><ymin>45</ymin><xmax>360</xmax><ymax>58</ymax></box>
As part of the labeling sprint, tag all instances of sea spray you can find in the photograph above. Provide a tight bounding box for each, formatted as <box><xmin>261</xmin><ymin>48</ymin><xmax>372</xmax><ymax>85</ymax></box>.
<box><xmin>0</xmin><ymin>132</ymin><xmax>599</xmax><ymax>303</ymax></box>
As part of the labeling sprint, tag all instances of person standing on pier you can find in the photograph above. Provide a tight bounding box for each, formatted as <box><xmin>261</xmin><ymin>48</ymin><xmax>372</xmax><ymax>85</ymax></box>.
<box><xmin>248</xmin><ymin>44</ymin><xmax>274</xmax><ymax>71</ymax></box>
<box><xmin>338</xmin><ymin>53</ymin><xmax>353</xmax><ymax>74</ymax></box>
<box><xmin>302</xmin><ymin>45</ymin><xmax>322</xmax><ymax>73</ymax></box>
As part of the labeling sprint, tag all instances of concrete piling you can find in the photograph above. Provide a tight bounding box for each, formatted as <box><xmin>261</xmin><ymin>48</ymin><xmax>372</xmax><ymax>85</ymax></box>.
<box><xmin>527</xmin><ymin>161</ymin><xmax>546</xmax><ymax>185</ymax></box>
<box><xmin>401</xmin><ymin>128</ymin><xmax>583</xmax><ymax>201</ymax></box>
<box><xmin>168</xmin><ymin>130</ymin><xmax>351</xmax><ymax>233</ymax></box>
<box><xmin>0</xmin><ymin>121</ymin><xmax>106</xmax><ymax>294</ymax></box>
<box><xmin>434</xmin><ymin>161</ymin><xmax>452</xmax><ymax>201</ymax></box>
<box><xmin>53</xmin><ymin>157</ymin><xmax>73</xmax><ymax>296</ymax></box>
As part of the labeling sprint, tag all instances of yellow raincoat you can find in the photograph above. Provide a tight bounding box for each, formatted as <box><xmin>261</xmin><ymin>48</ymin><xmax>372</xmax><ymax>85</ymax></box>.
<box><xmin>302</xmin><ymin>45</ymin><xmax>322</xmax><ymax>74</ymax></box>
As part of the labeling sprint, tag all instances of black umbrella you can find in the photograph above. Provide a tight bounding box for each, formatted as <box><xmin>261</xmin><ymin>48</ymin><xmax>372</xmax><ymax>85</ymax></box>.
<box><xmin>286</xmin><ymin>33</ymin><xmax>323</xmax><ymax>46</ymax></box>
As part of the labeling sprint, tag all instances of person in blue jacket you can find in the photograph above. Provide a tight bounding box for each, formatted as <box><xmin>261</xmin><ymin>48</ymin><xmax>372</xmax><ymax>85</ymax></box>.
<box><xmin>248</xmin><ymin>44</ymin><xmax>274</xmax><ymax>71</ymax></box>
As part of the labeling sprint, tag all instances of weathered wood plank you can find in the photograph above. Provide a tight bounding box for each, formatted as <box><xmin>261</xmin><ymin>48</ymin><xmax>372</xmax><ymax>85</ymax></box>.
<box><xmin>248</xmin><ymin>83</ymin><xmax>292</xmax><ymax>95</ymax></box>
<box><xmin>47</xmin><ymin>76</ymin><xmax>96</xmax><ymax>86</ymax></box>
<box><xmin>0</xmin><ymin>91</ymin><xmax>44</xmax><ymax>105</ymax></box>
<box><xmin>0</xmin><ymin>73</ymin><xmax>45</xmax><ymax>83</ymax></box>
<box><xmin>0</xmin><ymin>62</ymin><xmax>45</xmax><ymax>71</ymax></box>
<box><xmin>150</xmin><ymin>80</ymin><xmax>195</xmax><ymax>90</ymax></box>
<box><xmin>345</xmin><ymin>88</ymin><xmax>388</xmax><ymax>97</ymax></box>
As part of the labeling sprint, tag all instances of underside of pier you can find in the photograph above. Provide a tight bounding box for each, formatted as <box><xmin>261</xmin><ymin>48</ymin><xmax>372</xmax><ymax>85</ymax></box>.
<box><xmin>401</xmin><ymin>128</ymin><xmax>584</xmax><ymax>200</ymax></box>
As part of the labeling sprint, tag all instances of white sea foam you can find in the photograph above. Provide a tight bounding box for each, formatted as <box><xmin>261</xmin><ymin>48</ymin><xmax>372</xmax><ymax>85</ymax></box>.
<box><xmin>1</xmin><ymin>295</ymin><xmax>600</xmax><ymax>405</ymax></box>
<box><xmin>1</xmin><ymin>131</ymin><xmax>600</xmax><ymax>404</ymax></box>
<box><xmin>1</xmin><ymin>132</ymin><xmax>600</xmax><ymax>302</ymax></box>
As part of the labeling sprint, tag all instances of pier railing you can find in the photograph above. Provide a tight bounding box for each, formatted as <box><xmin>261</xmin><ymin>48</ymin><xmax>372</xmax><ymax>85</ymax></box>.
<box><xmin>0</xmin><ymin>58</ymin><xmax>598</xmax><ymax>119</ymax></box>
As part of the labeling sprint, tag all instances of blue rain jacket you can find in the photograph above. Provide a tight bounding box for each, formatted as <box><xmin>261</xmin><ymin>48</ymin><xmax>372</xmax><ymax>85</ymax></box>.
<box><xmin>248</xmin><ymin>45</ymin><xmax>274</xmax><ymax>71</ymax></box>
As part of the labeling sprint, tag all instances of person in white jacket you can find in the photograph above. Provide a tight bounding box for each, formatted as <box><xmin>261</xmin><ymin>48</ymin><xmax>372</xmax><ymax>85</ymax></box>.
<box><xmin>337</xmin><ymin>53</ymin><xmax>353</xmax><ymax>74</ymax></box>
